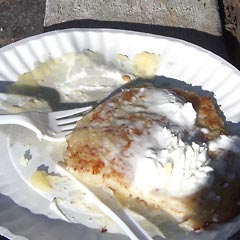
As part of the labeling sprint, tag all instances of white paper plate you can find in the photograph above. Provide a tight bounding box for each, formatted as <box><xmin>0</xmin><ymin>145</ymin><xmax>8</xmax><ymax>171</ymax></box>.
<box><xmin>0</xmin><ymin>28</ymin><xmax>240</xmax><ymax>240</ymax></box>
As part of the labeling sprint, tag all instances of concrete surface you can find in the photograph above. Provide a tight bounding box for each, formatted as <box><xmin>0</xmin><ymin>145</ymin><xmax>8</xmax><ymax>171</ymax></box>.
<box><xmin>0</xmin><ymin>0</ymin><xmax>46</xmax><ymax>47</ymax></box>
<box><xmin>224</xmin><ymin>0</ymin><xmax>240</xmax><ymax>41</ymax></box>
<box><xmin>44</xmin><ymin>0</ymin><xmax>222</xmax><ymax>35</ymax></box>
<box><xmin>222</xmin><ymin>0</ymin><xmax>240</xmax><ymax>69</ymax></box>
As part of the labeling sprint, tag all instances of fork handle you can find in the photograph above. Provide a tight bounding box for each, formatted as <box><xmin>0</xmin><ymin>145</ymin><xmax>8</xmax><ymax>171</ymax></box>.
<box><xmin>0</xmin><ymin>114</ymin><xmax>43</xmax><ymax>139</ymax></box>
<box><xmin>0</xmin><ymin>114</ymin><xmax>28</xmax><ymax>124</ymax></box>
<box><xmin>96</xmin><ymin>192</ymin><xmax>153</xmax><ymax>240</ymax></box>
<box><xmin>56</xmin><ymin>165</ymin><xmax>155</xmax><ymax>240</ymax></box>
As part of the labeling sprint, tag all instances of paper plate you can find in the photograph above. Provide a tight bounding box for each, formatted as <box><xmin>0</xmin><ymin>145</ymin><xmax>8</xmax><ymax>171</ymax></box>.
<box><xmin>0</xmin><ymin>28</ymin><xmax>240</xmax><ymax>240</ymax></box>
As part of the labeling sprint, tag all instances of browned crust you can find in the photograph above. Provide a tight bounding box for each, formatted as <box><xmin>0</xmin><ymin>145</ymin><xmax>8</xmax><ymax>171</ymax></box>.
<box><xmin>65</xmin><ymin>86</ymin><xmax>240</xmax><ymax>230</ymax></box>
<box><xmin>171</xmin><ymin>88</ymin><xmax>227</xmax><ymax>140</ymax></box>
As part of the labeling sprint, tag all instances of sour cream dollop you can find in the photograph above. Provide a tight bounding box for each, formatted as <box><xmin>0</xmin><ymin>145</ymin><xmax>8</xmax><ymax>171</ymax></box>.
<box><xmin>121</xmin><ymin>88</ymin><xmax>214</xmax><ymax>197</ymax></box>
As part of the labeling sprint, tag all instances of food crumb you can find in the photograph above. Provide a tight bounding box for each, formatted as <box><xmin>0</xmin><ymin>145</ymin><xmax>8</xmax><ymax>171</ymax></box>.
<box><xmin>9</xmin><ymin>105</ymin><xmax>21</xmax><ymax>113</ymax></box>
<box><xmin>122</xmin><ymin>74</ymin><xmax>131</xmax><ymax>82</ymax></box>
<box><xmin>19</xmin><ymin>149</ymin><xmax>32</xmax><ymax>167</ymax></box>
<box><xmin>101</xmin><ymin>226</ymin><xmax>108</xmax><ymax>233</ymax></box>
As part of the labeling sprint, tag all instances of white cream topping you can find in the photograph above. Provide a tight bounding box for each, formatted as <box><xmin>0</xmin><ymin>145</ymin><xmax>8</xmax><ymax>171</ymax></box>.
<box><xmin>127</xmin><ymin>125</ymin><xmax>213</xmax><ymax>197</ymax></box>
<box><xmin>120</xmin><ymin>88</ymin><xmax>214</xmax><ymax>197</ymax></box>
<box><xmin>209</xmin><ymin>135</ymin><xmax>240</xmax><ymax>154</ymax></box>
<box><xmin>141</xmin><ymin>88</ymin><xmax>196</xmax><ymax>128</ymax></box>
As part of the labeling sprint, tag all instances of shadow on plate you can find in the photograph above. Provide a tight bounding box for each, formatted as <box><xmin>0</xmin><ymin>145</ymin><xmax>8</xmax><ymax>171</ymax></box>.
<box><xmin>1</xmin><ymin>76</ymin><xmax>240</xmax><ymax>136</ymax></box>
<box><xmin>0</xmin><ymin>193</ymin><xmax>128</xmax><ymax>240</ymax></box>
<box><xmin>0</xmin><ymin>80</ymin><xmax>96</xmax><ymax>111</ymax></box>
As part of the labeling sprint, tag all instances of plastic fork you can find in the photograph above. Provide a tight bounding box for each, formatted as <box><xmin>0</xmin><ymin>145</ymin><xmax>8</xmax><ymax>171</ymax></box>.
<box><xmin>0</xmin><ymin>106</ymin><xmax>92</xmax><ymax>142</ymax></box>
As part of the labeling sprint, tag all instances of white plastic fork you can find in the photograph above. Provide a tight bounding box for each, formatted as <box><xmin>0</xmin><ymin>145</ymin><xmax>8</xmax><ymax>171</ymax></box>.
<box><xmin>0</xmin><ymin>106</ymin><xmax>92</xmax><ymax>142</ymax></box>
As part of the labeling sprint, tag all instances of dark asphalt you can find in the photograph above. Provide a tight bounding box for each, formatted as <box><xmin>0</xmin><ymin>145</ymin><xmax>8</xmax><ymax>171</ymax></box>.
<box><xmin>0</xmin><ymin>0</ymin><xmax>46</xmax><ymax>48</ymax></box>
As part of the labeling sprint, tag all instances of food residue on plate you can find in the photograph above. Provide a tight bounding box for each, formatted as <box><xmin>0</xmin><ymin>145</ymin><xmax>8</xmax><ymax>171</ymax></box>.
<box><xmin>2</xmin><ymin>50</ymin><xmax>161</xmax><ymax>114</ymax></box>
<box><xmin>19</xmin><ymin>149</ymin><xmax>32</xmax><ymax>167</ymax></box>
<box><xmin>30</xmin><ymin>171</ymin><xmax>53</xmax><ymax>192</ymax></box>
<box><xmin>132</xmin><ymin>51</ymin><xmax>161</xmax><ymax>78</ymax></box>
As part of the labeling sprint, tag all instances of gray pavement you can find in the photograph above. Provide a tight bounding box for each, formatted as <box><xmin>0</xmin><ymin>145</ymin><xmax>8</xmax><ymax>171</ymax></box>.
<box><xmin>0</xmin><ymin>0</ymin><xmax>46</xmax><ymax>47</ymax></box>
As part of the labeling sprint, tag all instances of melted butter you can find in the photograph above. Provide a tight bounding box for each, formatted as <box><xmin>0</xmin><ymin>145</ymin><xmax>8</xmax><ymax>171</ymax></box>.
<box><xmin>164</xmin><ymin>162</ymin><xmax>173</xmax><ymax>176</ymax></box>
<box><xmin>30</xmin><ymin>171</ymin><xmax>53</xmax><ymax>192</ymax></box>
<box><xmin>132</xmin><ymin>52</ymin><xmax>160</xmax><ymax>78</ymax></box>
